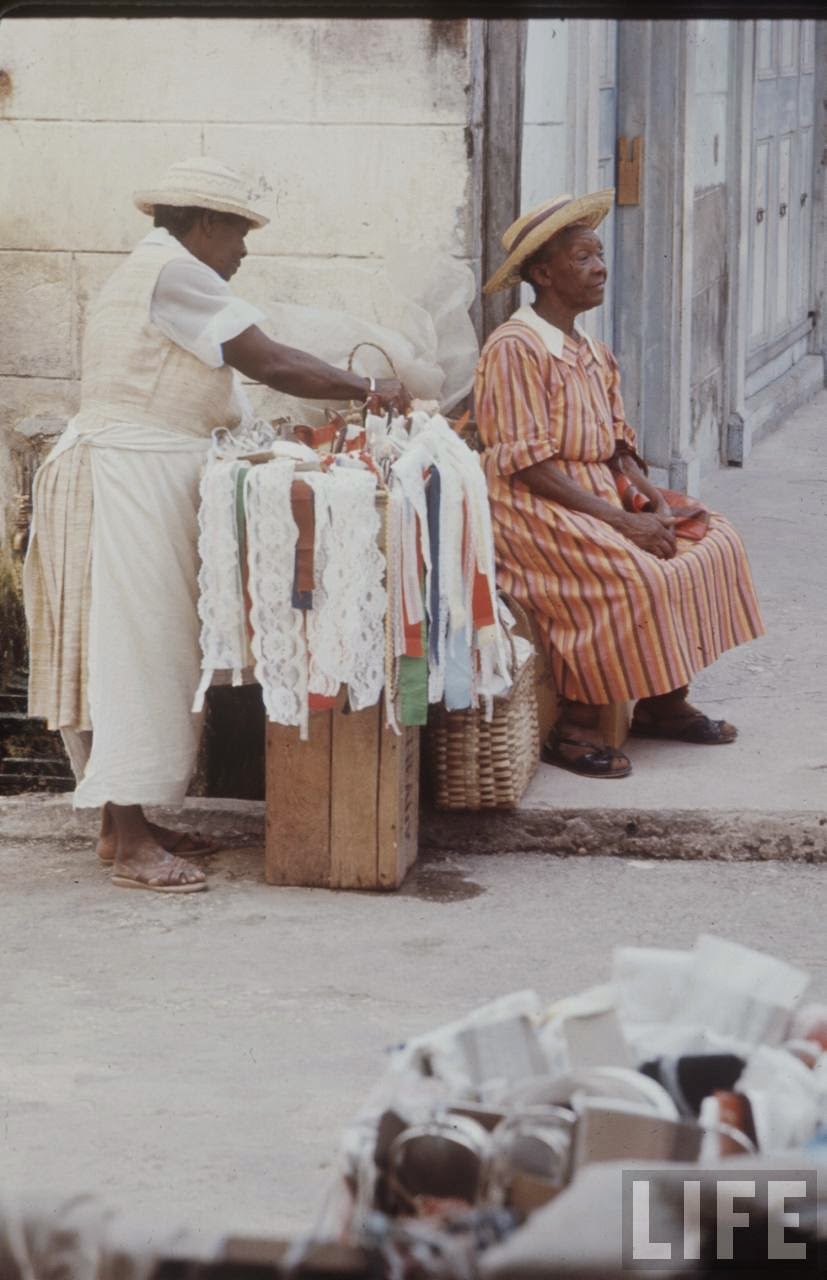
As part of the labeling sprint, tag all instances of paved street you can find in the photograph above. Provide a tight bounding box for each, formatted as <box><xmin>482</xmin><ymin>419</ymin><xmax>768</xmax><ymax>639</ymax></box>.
<box><xmin>1</xmin><ymin>841</ymin><xmax>824</xmax><ymax>1242</ymax></box>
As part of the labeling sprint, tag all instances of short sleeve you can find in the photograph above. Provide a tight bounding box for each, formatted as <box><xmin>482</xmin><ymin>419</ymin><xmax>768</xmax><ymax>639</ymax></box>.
<box><xmin>150</xmin><ymin>257</ymin><xmax>266</xmax><ymax>369</ymax></box>
<box><xmin>602</xmin><ymin>344</ymin><xmax>639</xmax><ymax>450</ymax></box>
<box><xmin>474</xmin><ymin>331</ymin><xmax>561</xmax><ymax>477</ymax></box>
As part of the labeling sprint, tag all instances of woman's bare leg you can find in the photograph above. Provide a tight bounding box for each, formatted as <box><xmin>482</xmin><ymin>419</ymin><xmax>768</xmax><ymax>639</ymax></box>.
<box><xmin>108</xmin><ymin>804</ymin><xmax>207</xmax><ymax>891</ymax></box>
<box><xmin>96</xmin><ymin>802</ymin><xmax>216</xmax><ymax>863</ymax></box>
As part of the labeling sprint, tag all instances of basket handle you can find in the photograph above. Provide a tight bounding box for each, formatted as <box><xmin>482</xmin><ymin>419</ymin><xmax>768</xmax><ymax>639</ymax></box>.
<box><xmin>346</xmin><ymin>341</ymin><xmax>400</xmax><ymax>379</ymax></box>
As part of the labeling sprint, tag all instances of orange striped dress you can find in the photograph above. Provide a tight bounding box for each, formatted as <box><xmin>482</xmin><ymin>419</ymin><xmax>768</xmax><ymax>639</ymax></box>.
<box><xmin>474</xmin><ymin>310</ymin><xmax>764</xmax><ymax>704</ymax></box>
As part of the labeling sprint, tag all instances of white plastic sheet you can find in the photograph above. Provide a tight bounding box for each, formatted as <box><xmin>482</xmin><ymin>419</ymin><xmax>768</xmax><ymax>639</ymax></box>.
<box><xmin>255</xmin><ymin>249</ymin><xmax>479</xmax><ymax>423</ymax></box>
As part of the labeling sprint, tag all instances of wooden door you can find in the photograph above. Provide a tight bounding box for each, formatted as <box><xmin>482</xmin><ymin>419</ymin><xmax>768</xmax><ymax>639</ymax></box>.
<box><xmin>747</xmin><ymin>20</ymin><xmax>817</xmax><ymax>382</ymax></box>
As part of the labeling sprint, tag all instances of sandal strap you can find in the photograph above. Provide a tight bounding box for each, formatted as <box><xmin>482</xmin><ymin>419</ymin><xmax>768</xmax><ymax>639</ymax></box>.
<box><xmin>554</xmin><ymin>734</ymin><xmax>620</xmax><ymax>767</ymax></box>
<box><xmin>544</xmin><ymin>731</ymin><xmax>631</xmax><ymax>775</ymax></box>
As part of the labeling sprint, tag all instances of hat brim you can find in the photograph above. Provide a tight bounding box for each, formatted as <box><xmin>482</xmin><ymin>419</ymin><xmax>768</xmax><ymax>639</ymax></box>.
<box><xmin>483</xmin><ymin>189</ymin><xmax>614</xmax><ymax>294</ymax></box>
<box><xmin>133</xmin><ymin>190</ymin><xmax>269</xmax><ymax>229</ymax></box>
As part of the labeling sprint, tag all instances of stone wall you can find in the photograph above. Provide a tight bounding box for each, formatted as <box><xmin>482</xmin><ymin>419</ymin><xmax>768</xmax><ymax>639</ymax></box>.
<box><xmin>0</xmin><ymin>16</ymin><xmax>479</xmax><ymax>654</ymax></box>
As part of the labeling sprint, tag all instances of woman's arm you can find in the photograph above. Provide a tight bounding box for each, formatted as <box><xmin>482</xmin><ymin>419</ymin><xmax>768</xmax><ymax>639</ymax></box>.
<box><xmin>516</xmin><ymin>458</ymin><xmax>678</xmax><ymax>560</ymax></box>
<box><xmin>222</xmin><ymin>325</ymin><xmax>404</xmax><ymax>405</ymax></box>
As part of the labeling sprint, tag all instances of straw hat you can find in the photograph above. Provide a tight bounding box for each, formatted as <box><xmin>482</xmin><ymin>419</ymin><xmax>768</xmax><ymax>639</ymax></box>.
<box><xmin>483</xmin><ymin>189</ymin><xmax>614</xmax><ymax>294</ymax></box>
<box><xmin>133</xmin><ymin>157</ymin><xmax>270</xmax><ymax>229</ymax></box>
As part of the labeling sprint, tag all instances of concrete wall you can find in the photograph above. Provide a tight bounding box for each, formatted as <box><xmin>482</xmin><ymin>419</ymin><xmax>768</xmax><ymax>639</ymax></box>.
<box><xmin>0</xmin><ymin>16</ymin><xmax>479</xmax><ymax>663</ymax></box>
<box><xmin>520</xmin><ymin>19</ymin><xmax>617</xmax><ymax>345</ymax></box>
<box><xmin>689</xmin><ymin>20</ymin><xmax>731</xmax><ymax>469</ymax></box>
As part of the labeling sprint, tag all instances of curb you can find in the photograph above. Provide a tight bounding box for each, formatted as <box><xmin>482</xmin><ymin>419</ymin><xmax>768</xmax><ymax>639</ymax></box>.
<box><xmin>421</xmin><ymin>807</ymin><xmax>827</xmax><ymax>863</ymax></box>
<box><xmin>3</xmin><ymin>795</ymin><xmax>826</xmax><ymax>863</ymax></box>
<box><xmin>0</xmin><ymin>794</ymin><xmax>266</xmax><ymax>843</ymax></box>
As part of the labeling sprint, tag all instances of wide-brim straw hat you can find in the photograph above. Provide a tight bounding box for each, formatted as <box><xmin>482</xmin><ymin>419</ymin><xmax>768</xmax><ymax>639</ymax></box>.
<box><xmin>483</xmin><ymin>189</ymin><xmax>614</xmax><ymax>294</ymax></box>
<box><xmin>133</xmin><ymin>157</ymin><xmax>270</xmax><ymax>228</ymax></box>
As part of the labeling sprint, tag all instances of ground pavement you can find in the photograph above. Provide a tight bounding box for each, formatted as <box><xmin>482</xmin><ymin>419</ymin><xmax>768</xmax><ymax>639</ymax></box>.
<box><xmin>0</xmin><ymin>393</ymin><xmax>824</xmax><ymax>1244</ymax></box>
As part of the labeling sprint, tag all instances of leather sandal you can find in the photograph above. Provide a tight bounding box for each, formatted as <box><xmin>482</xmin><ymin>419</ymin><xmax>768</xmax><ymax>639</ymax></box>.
<box><xmin>541</xmin><ymin>730</ymin><xmax>632</xmax><ymax>778</ymax></box>
<box><xmin>630</xmin><ymin>708</ymin><xmax>737</xmax><ymax>744</ymax></box>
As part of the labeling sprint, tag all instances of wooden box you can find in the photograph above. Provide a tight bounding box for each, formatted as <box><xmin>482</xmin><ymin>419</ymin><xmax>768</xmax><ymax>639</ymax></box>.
<box><xmin>265</xmin><ymin>697</ymin><xmax>419</xmax><ymax>890</ymax></box>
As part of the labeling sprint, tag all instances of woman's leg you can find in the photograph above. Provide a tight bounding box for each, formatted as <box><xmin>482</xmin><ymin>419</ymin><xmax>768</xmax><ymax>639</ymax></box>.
<box><xmin>108</xmin><ymin>804</ymin><xmax>206</xmax><ymax>892</ymax></box>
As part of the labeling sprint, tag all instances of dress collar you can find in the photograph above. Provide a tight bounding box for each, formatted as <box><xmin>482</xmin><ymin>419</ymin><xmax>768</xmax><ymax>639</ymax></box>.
<box><xmin>510</xmin><ymin>304</ymin><xmax>600</xmax><ymax>361</ymax></box>
<box><xmin>140</xmin><ymin>225</ymin><xmax>195</xmax><ymax>261</ymax></box>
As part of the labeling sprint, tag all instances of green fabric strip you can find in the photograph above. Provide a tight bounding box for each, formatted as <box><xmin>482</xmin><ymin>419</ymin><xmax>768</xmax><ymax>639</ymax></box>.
<box><xmin>398</xmin><ymin>656</ymin><xmax>429</xmax><ymax>726</ymax></box>
<box><xmin>399</xmin><ymin>593</ymin><xmax>429</xmax><ymax>726</ymax></box>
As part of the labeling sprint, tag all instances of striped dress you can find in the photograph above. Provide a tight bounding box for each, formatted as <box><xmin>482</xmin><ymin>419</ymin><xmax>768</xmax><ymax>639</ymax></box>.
<box><xmin>474</xmin><ymin>312</ymin><xmax>764</xmax><ymax>705</ymax></box>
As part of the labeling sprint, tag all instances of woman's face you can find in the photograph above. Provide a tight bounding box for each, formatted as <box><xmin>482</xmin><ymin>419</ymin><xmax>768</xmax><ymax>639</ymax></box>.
<box><xmin>187</xmin><ymin>212</ymin><xmax>251</xmax><ymax>281</ymax></box>
<box><xmin>531</xmin><ymin>227</ymin><xmax>608</xmax><ymax>313</ymax></box>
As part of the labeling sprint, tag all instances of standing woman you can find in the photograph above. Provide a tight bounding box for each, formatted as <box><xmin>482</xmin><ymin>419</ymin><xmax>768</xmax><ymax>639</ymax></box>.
<box><xmin>474</xmin><ymin>191</ymin><xmax>764</xmax><ymax>778</ymax></box>
<box><xmin>24</xmin><ymin>158</ymin><xmax>404</xmax><ymax>891</ymax></box>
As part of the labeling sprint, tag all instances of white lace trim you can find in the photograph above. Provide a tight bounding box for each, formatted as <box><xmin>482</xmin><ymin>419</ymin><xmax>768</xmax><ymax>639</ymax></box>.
<box><xmin>305</xmin><ymin>470</ymin><xmax>386</xmax><ymax>711</ymax></box>
<box><xmin>244</xmin><ymin>460</ymin><xmax>310</xmax><ymax>736</ymax></box>
<box><xmin>193</xmin><ymin>458</ymin><xmax>251</xmax><ymax>712</ymax></box>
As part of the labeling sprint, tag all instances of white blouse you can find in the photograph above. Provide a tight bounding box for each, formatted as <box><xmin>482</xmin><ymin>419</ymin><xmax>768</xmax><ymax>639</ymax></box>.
<box><xmin>144</xmin><ymin>226</ymin><xmax>265</xmax><ymax>369</ymax></box>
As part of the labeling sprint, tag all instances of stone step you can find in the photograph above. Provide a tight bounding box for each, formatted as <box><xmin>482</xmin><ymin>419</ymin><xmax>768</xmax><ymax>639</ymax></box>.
<box><xmin>0</xmin><ymin>712</ymin><xmax>28</xmax><ymax>727</ymax></box>
<box><xmin>0</xmin><ymin>694</ymin><xmax>27</xmax><ymax>717</ymax></box>
<box><xmin>2</xmin><ymin>756</ymin><xmax>74</xmax><ymax>779</ymax></box>
<box><xmin>0</xmin><ymin>776</ymin><xmax>74</xmax><ymax>795</ymax></box>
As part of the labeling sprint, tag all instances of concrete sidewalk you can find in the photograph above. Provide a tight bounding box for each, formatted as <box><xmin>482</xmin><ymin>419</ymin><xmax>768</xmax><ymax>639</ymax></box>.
<box><xmin>426</xmin><ymin>390</ymin><xmax>827</xmax><ymax>860</ymax></box>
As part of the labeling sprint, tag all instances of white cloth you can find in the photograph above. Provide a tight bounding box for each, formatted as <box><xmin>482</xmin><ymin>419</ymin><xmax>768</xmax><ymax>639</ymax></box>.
<box><xmin>0</xmin><ymin>1188</ymin><xmax>223</xmax><ymax>1280</ymax></box>
<box><xmin>195</xmin><ymin>449</ymin><xmax>387</xmax><ymax>739</ymax></box>
<box><xmin>388</xmin><ymin>415</ymin><xmax>510</xmax><ymax>715</ymax></box>
<box><xmin>70</xmin><ymin>421</ymin><xmax>211</xmax><ymax>808</ymax></box>
<box><xmin>304</xmin><ymin>468</ymin><xmax>386</xmax><ymax>711</ymax></box>
<box><xmin>61</xmin><ymin>231</ymin><xmax>266</xmax><ymax>807</ymax></box>
<box><xmin>145</xmin><ymin>227</ymin><xmax>265</xmax><ymax>368</ymax></box>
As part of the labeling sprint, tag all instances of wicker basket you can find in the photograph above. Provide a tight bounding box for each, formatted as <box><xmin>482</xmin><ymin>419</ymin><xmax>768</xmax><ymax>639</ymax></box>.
<box><xmin>426</xmin><ymin>602</ymin><xmax>540</xmax><ymax>811</ymax></box>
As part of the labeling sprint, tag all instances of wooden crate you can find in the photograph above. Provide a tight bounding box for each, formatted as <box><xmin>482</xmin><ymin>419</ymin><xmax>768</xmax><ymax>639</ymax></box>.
<box><xmin>265</xmin><ymin>697</ymin><xmax>419</xmax><ymax>890</ymax></box>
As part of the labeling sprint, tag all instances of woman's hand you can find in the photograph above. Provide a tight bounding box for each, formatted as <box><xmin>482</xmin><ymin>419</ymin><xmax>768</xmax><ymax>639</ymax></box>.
<box><xmin>367</xmin><ymin>378</ymin><xmax>409</xmax><ymax>414</ymax></box>
<box><xmin>616</xmin><ymin>510</ymin><xmax>678</xmax><ymax>559</ymax></box>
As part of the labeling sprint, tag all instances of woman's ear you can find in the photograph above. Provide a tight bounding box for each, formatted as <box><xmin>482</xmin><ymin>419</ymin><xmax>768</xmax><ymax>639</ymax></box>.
<box><xmin>199</xmin><ymin>210</ymin><xmax>219</xmax><ymax>238</ymax></box>
<box><xmin>529</xmin><ymin>255</ymin><xmax>556</xmax><ymax>290</ymax></box>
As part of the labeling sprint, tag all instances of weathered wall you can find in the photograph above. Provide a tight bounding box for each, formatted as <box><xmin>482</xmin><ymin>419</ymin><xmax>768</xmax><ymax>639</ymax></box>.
<box><xmin>0</xmin><ymin>16</ymin><xmax>479</xmax><ymax>663</ymax></box>
<box><xmin>520</xmin><ymin>19</ymin><xmax>617</xmax><ymax>346</ymax></box>
<box><xmin>689</xmin><ymin>19</ymin><xmax>731</xmax><ymax>469</ymax></box>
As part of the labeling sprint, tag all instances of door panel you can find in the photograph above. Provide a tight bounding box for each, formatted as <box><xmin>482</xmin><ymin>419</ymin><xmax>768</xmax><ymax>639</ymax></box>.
<box><xmin>750</xmin><ymin>139</ymin><xmax>771</xmax><ymax>342</ymax></box>
<box><xmin>796</xmin><ymin>126</ymin><xmax>813</xmax><ymax>318</ymax></box>
<box><xmin>779</xmin><ymin>21</ymin><xmax>799</xmax><ymax>76</ymax></box>
<box><xmin>756</xmin><ymin>20</ymin><xmax>775</xmax><ymax>76</ymax></box>
<box><xmin>775</xmin><ymin>133</ymin><xmax>792</xmax><ymax>327</ymax></box>
<box><xmin>747</xmin><ymin>20</ymin><xmax>816</xmax><ymax>361</ymax></box>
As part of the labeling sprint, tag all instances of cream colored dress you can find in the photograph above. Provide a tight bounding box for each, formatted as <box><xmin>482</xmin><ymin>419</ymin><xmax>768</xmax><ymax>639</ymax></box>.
<box><xmin>23</xmin><ymin>230</ymin><xmax>262</xmax><ymax>807</ymax></box>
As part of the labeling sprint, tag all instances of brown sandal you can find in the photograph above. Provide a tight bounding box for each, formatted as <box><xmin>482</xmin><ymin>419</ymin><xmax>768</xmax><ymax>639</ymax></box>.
<box><xmin>631</xmin><ymin>707</ymin><xmax>737</xmax><ymax>744</ymax></box>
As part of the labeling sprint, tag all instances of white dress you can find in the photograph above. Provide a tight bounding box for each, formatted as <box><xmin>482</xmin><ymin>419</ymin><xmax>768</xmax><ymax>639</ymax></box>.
<box><xmin>53</xmin><ymin>229</ymin><xmax>264</xmax><ymax>808</ymax></box>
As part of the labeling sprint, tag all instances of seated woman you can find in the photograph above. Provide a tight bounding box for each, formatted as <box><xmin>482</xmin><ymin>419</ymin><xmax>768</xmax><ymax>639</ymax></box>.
<box><xmin>474</xmin><ymin>191</ymin><xmax>764</xmax><ymax>778</ymax></box>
